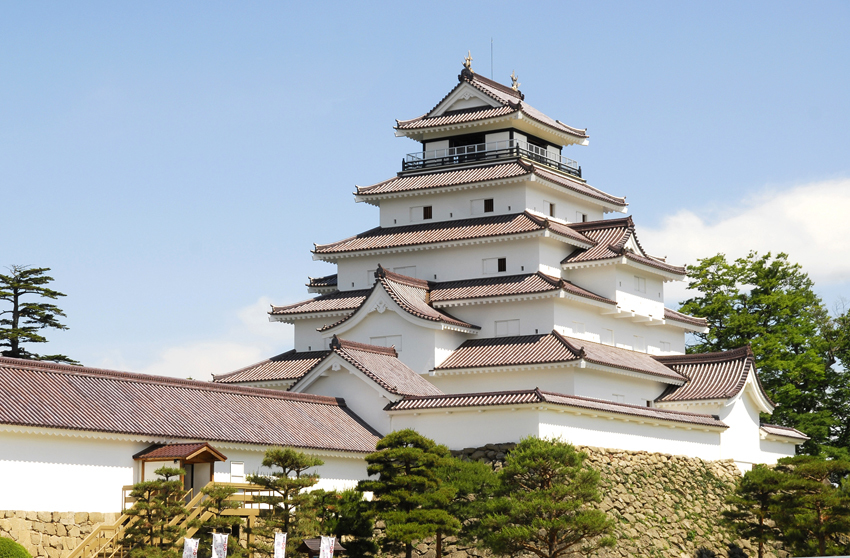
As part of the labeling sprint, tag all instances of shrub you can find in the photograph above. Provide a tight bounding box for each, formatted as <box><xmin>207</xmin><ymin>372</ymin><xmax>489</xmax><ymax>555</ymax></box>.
<box><xmin>0</xmin><ymin>538</ymin><xmax>31</xmax><ymax>558</ymax></box>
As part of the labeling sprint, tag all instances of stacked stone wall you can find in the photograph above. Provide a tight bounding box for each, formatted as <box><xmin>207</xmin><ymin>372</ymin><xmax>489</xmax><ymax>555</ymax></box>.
<box><xmin>0</xmin><ymin>511</ymin><xmax>120</xmax><ymax>558</ymax></box>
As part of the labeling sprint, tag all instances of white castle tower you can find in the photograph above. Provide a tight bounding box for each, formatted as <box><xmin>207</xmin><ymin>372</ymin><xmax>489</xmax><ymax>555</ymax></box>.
<box><xmin>215</xmin><ymin>58</ymin><xmax>806</xmax><ymax>470</ymax></box>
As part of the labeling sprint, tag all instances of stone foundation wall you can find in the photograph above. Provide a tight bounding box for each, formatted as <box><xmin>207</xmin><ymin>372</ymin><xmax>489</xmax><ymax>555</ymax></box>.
<box><xmin>0</xmin><ymin>511</ymin><xmax>120</xmax><ymax>558</ymax></box>
<box><xmin>447</xmin><ymin>444</ymin><xmax>788</xmax><ymax>558</ymax></box>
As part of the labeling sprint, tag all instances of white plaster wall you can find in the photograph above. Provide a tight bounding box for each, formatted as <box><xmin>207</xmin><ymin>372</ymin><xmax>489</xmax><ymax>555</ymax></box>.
<box><xmin>336</xmin><ymin>237</ymin><xmax>552</xmax><ymax>290</ymax></box>
<box><xmin>567</xmin><ymin>267</ymin><xmax>618</xmax><ymax>301</ymax></box>
<box><xmin>572</xmin><ymin>369</ymin><xmax>668</xmax><ymax>407</ymax></box>
<box><xmin>329</xmin><ymin>308</ymin><xmax>441</xmax><ymax>374</ymax></box>
<box><xmin>537</xmin><ymin>411</ymin><xmax>722</xmax><ymax>460</ymax></box>
<box><xmin>298</xmin><ymin>365</ymin><xmax>395</xmax><ymax>435</ymax></box>
<box><xmin>428</xmin><ymin>367</ymin><xmax>576</xmax><ymax>395</ymax></box>
<box><xmin>717</xmin><ymin>391</ymin><xmax>768</xmax><ymax>467</ymax></box>
<box><xmin>389</xmin><ymin>408</ymin><xmax>542</xmax><ymax>450</ymax></box>
<box><xmin>614</xmin><ymin>268</ymin><xmax>665</xmax><ymax>319</ymax></box>
<box><xmin>211</xmin><ymin>447</ymin><xmax>369</xmax><ymax>491</ymax></box>
<box><xmin>449</xmin><ymin>297</ymin><xmax>556</xmax><ymax>338</ymax></box>
<box><xmin>293</xmin><ymin>318</ymin><xmax>332</xmax><ymax>352</ymax></box>
<box><xmin>758</xmin><ymin>438</ymin><xmax>797</xmax><ymax>464</ymax></box>
<box><xmin>524</xmin><ymin>183</ymin><xmax>603</xmax><ymax>223</ymax></box>
<box><xmin>0</xmin><ymin>430</ymin><xmax>147</xmax><ymax>512</ymax></box>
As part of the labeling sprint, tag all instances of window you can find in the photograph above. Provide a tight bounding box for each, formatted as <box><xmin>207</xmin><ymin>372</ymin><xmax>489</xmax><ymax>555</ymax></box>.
<box><xmin>634</xmin><ymin>276</ymin><xmax>646</xmax><ymax>293</ymax></box>
<box><xmin>230</xmin><ymin>462</ymin><xmax>245</xmax><ymax>483</ymax></box>
<box><xmin>572</xmin><ymin>322</ymin><xmax>585</xmax><ymax>335</ymax></box>
<box><xmin>393</xmin><ymin>266</ymin><xmax>416</xmax><ymax>277</ymax></box>
<box><xmin>484</xmin><ymin>198</ymin><xmax>494</xmax><ymax>213</ymax></box>
<box><xmin>423</xmin><ymin>206</ymin><xmax>433</xmax><ymax>220</ymax></box>
<box><xmin>410</xmin><ymin>206</ymin><xmax>425</xmax><ymax>222</ymax></box>
<box><xmin>367</xmin><ymin>269</ymin><xmax>376</xmax><ymax>284</ymax></box>
<box><xmin>601</xmin><ymin>329</ymin><xmax>614</xmax><ymax>346</ymax></box>
<box><xmin>576</xmin><ymin>211</ymin><xmax>588</xmax><ymax>223</ymax></box>
<box><xmin>370</xmin><ymin>335</ymin><xmax>402</xmax><ymax>352</ymax></box>
<box><xmin>483</xmin><ymin>257</ymin><xmax>507</xmax><ymax>275</ymax></box>
<box><xmin>644</xmin><ymin>400</ymin><xmax>653</xmax><ymax>408</ymax></box>
<box><xmin>660</xmin><ymin>341</ymin><xmax>671</xmax><ymax>353</ymax></box>
<box><xmin>495</xmin><ymin>319</ymin><xmax>520</xmax><ymax>337</ymax></box>
<box><xmin>543</xmin><ymin>201</ymin><xmax>556</xmax><ymax>217</ymax></box>
<box><xmin>612</xmin><ymin>394</ymin><xmax>625</xmax><ymax>404</ymax></box>
<box><xmin>633</xmin><ymin>335</ymin><xmax>646</xmax><ymax>353</ymax></box>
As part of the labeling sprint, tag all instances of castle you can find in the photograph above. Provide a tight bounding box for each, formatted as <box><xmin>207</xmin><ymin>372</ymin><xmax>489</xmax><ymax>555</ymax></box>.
<box><xmin>0</xmin><ymin>60</ymin><xmax>806</xmax><ymax>515</ymax></box>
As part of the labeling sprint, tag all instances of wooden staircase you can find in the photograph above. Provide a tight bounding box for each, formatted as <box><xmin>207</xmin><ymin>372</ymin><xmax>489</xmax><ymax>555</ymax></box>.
<box><xmin>69</xmin><ymin>483</ymin><xmax>263</xmax><ymax>558</ymax></box>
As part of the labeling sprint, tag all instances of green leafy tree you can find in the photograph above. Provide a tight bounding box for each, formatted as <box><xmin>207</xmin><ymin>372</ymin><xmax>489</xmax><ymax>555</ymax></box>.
<box><xmin>0</xmin><ymin>265</ymin><xmax>78</xmax><ymax>364</ymax></box>
<box><xmin>773</xmin><ymin>455</ymin><xmax>850</xmax><ymax>556</ymax></box>
<box><xmin>193</xmin><ymin>483</ymin><xmax>248</xmax><ymax>558</ymax></box>
<box><xmin>679</xmin><ymin>252</ymin><xmax>835</xmax><ymax>453</ymax></box>
<box><xmin>479</xmin><ymin>437</ymin><xmax>615</xmax><ymax>558</ymax></box>
<box><xmin>722</xmin><ymin>465</ymin><xmax>784</xmax><ymax>558</ymax></box>
<box><xmin>123</xmin><ymin>467</ymin><xmax>188</xmax><ymax>558</ymax></box>
<box><xmin>357</xmin><ymin>429</ymin><xmax>458</xmax><ymax>558</ymax></box>
<box><xmin>246</xmin><ymin>447</ymin><xmax>324</xmax><ymax>557</ymax></box>
<box><xmin>432</xmin><ymin>457</ymin><xmax>497</xmax><ymax>558</ymax></box>
<box><xmin>822</xmin><ymin>302</ymin><xmax>850</xmax><ymax>457</ymax></box>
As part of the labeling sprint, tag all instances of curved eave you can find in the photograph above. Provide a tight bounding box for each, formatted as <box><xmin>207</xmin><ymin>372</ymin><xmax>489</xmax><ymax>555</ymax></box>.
<box><xmin>433</xmin><ymin>289</ymin><xmax>615</xmax><ymax>311</ymax></box>
<box><xmin>394</xmin><ymin>111</ymin><xmax>590</xmax><ymax>147</ymax></box>
<box><xmin>562</xmin><ymin>255</ymin><xmax>686</xmax><ymax>282</ymax></box>
<box><xmin>269</xmin><ymin>310</ymin><xmax>353</xmax><ymax>323</ymax></box>
<box><xmin>313</xmin><ymin>229</ymin><xmax>593</xmax><ymax>262</ymax></box>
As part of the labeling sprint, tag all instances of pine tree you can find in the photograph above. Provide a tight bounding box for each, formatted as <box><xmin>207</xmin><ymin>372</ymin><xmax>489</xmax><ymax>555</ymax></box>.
<box><xmin>123</xmin><ymin>467</ymin><xmax>188</xmax><ymax>558</ymax></box>
<box><xmin>722</xmin><ymin>465</ymin><xmax>784</xmax><ymax>558</ymax></box>
<box><xmin>432</xmin><ymin>457</ymin><xmax>497</xmax><ymax>558</ymax></box>
<box><xmin>479</xmin><ymin>437</ymin><xmax>615</xmax><ymax>558</ymax></box>
<box><xmin>246</xmin><ymin>447</ymin><xmax>324</xmax><ymax>558</ymax></box>
<box><xmin>0</xmin><ymin>265</ymin><xmax>78</xmax><ymax>364</ymax></box>
<box><xmin>193</xmin><ymin>483</ymin><xmax>247</xmax><ymax>558</ymax></box>
<box><xmin>679</xmin><ymin>252</ymin><xmax>835</xmax><ymax>453</ymax></box>
<box><xmin>357</xmin><ymin>429</ymin><xmax>458</xmax><ymax>558</ymax></box>
<box><xmin>772</xmin><ymin>455</ymin><xmax>850</xmax><ymax>556</ymax></box>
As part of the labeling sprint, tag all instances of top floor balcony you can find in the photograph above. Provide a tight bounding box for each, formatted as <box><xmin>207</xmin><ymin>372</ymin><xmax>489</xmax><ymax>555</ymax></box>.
<box><xmin>402</xmin><ymin>138</ymin><xmax>581</xmax><ymax>178</ymax></box>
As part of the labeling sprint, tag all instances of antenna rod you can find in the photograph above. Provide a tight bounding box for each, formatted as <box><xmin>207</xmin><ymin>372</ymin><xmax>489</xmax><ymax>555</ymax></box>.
<box><xmin>491</xmin><ymin>38</ymin><xmax>494</xmax><ymax>79</ymax></box>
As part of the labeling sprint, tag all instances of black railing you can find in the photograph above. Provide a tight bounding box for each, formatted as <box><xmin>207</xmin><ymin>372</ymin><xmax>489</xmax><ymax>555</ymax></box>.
<box><xmin>402</xmin><ymin>139</ymin><xmax>581</xmax><ymax>178</ymax></box>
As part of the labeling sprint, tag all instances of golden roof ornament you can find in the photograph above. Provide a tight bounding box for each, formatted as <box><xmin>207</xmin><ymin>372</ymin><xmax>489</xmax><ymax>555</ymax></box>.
<box><xmin>511</xmin><ymin>70</ymin><xmax>520</xmax><ymax>91</ymax></box>
<box><xmin>463</xmin><ymin>51</ymin><xmax>473</xmax><ymax>73</ymax></box>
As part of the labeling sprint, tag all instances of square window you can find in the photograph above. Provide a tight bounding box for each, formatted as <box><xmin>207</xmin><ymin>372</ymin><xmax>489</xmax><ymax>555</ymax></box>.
<box><xmin>572</xmin><ymin>321</ymin><xmax>585</xmax><ymax>335</ymax></box>
<box><xmin>634</xmin><ymin>276</ymin><xmax>646</xmax><ymax>293</ymax></box>
<box><xmin>423</xmin><ymin>206</ymin><xmax>433</xmax><ymax>220</ymax></box>
<box><xmin>576</xmin><ymin>211</ymin><xmax>587</xmax><ymax>223</ymax></box>
<box><xmin>497</xmin><ymin>257</ymin><xmax>506</xmax><ymax>272</ymax></box>
<box><xmin>544</xmin><ymin>201</ymin><xmax>555</xmax><ymax>217</ymax></box>
<box><xmin>230</xmin><ymin>462</ymin><xmax>245</xmax><ymax>483</ymax></box>
<box><xmin>495</xmin><ymin>319</ymin><xmax>520</xmax><ymax>337</ymax></box>
<box><xmin>483</xmin><ymin>258</ymin><xmax>507</xmax><ymax>275</ymax></box>
<box><xmin>484</xmin><ymin>198</ymin><xmax>494</xmax><ymax>213</ymax></box>
<box><xmin>660</xmin><ymin>341</ymin><xmax>671</xmax><ymax>353</ymax></box>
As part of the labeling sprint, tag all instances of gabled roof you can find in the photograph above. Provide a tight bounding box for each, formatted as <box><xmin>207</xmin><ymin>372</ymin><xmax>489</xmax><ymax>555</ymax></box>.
<box><xmin>269</xmin><ymin>290</ymin><xmax>370</xmax><ymax>317</ymax></box>
<box><xmin>354</xmin><ymin>160</ymin><xmax>627</xmax><ymax>210</ymax></box>
<box><xmin>561</xmin><ymin>217</ymin><xmax>686</xmax><ymax>277</ymax></box>
<box><xmin>395</xmin><ymin>70</ymin><xmax>589</xmax><ymax>144</ymax></box>
<box><xmin>320</xmin><ymin>266</ymin><xmax>479</xmax><ymax>333</ymax></box>
<box><xmin>430</xmin><ymin>272</ymin><xmax>615</xmax><ymax>306</ymax></box>
<box><xmin>386</xmin><ymin>388</ymin><xmax>727</xmax><ymax>429</ymax></box>
<box><xmin>435</xmin><ymin>331</ymin><xmax>686</xmax><ymax>383</ymax></box>
<box><xmin>213</xmin><ymin>349</ymin><xmax>331</xmax><ymax>384</ymax></box>
<box><xmin>313</xmin><ymin>211</ymin><xmax>593</xmax><ymax>258</ymax></box>
<box><xmin>133</xmin><ymin>442</ymin><xmax>227</xmax><ymax>462</ymax></box>
<box><xmin>294</xmin><ymin>337</ymin><xmax>443</xmax><ymax>398</ymax></box>
<box><xmin>654</xmin><ymin>346</ymin><xmax>775</xmax><ymax>408</ymax></box>
<box><xmin>0</xmin><ymin>357</ymin><xmax>380</xmax><ymax>454</ymax></box>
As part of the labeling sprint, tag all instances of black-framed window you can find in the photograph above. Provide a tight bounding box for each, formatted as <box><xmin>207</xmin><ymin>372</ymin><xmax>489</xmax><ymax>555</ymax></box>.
<box><xmin>423</xmin><ymin>206</ymin><xmax>432</xmax><ymax>220</ymax></box>
<box><xmin>497</xmin><ymin>258</ymin><xmax>507</xmax><ymax>272</ymax></box>
<box><xmin>484</xmin><ymin>199</ymin><xmax>494</xmax><ymax>213</ymax></box>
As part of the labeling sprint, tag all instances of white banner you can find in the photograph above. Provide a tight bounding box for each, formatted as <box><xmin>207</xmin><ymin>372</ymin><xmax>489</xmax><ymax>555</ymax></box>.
<box><xmin>212</xmin><ymin>532</ymin><xmax>228</xmax><ymax>558</ymax></box>
<box><xmin>182</xmin><ymin>538</ymin><xmax>199</xmax><ymax>558</ymax></box>
<box><xmin>273</xmin><ymin>532</ymin><xmax>287</xmax><ymax>558</ymax></box>
<box><xmin>319</xmin><ymin>536</ymin><xmax>335</xmax><ymax>558</ymax></box>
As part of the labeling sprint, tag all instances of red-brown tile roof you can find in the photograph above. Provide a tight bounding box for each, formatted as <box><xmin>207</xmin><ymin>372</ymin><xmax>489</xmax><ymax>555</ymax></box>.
<box><xmin>0</xmin><ymin>356</ymin><xmax>380</xmax><ymax>453</ymax></box>
<box><xmin>654</xmin><ymin>346</ymin><xmax>774</xmax><ymax>406</ymax></box>
<box><xmin>133</xmin><ymin>442</ymin><xmax>226</xmax><ymax>461</ymax></box>
<box><xmin>761</xmin><ymin>423</ymin><xmax>809</xmax><ymax>440</ymax></box>
<box><xmin>321</xmin><ymin>337</ymin><xmax>443</xmax><ymax>397</ymax></box>
<box><xmin>430</xmin><ymin>272</ymin><xmax>615</xmax><ymax>306</ymax></box>
<box><xmin>314</xmin><ymin>211</ymin><xmax>593</xmax><ymax>257</ymax></box>
<box><xmin>436</xmin><ymin>332</ymin><xmax>686</xmax><ymax>383</ymax></box>
<box><xmin>561</xmin><ymin>217</ymin><xmax>686</xmax><ymax>276</ymax></box>
<box><xmin>213</xmin><ymin>350</ymin><xmax>330</xmax><ymax>384</ymax></box>
<box><xmin>320</xmin><ymin>266</ymin><xmax>479</xmax><ymax>332</ymax></box>
<box><xmin>355</xmin><ymin>160</ymin><xmax>627</xmax><ymax>209</ymax></box>
<box><xmin>396</xmin><ymin>71</ymin><xmax>588</xmax><ymax>140</ymax></box>
<box><xmin>387</xmin><ymin>388</ymin><xmax>726</xmax><ymax>428</ymax></box>
<box><xmin>270</xmin><ymin>290</ymin><xmax>370</xmax><ymax>316</ymax></box>
<box><xmin>663</xmin><ymin>308</ymin><xmax>708</xmax><ymax>328</ymax></box>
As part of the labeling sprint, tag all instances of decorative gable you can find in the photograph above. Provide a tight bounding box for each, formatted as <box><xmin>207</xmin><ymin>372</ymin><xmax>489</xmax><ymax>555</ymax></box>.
<box><xmin>429</xmin><ymin>81</ymin><xmax>502</xmax><ymax>116</ymax></box>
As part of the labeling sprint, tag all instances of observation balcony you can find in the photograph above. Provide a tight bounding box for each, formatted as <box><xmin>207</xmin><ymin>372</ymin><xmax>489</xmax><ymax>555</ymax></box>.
<box><xmin>402</xmin><ymin>139</ymin><xmax>581</xmax><ymax>178</ymax></box>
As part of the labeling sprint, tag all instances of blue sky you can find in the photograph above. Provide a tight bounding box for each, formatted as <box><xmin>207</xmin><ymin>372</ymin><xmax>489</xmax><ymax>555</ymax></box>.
<box><xmin>3</xmin><ymin>2</ymin><xmax>849</xmax><ymax>378</ymax></box>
